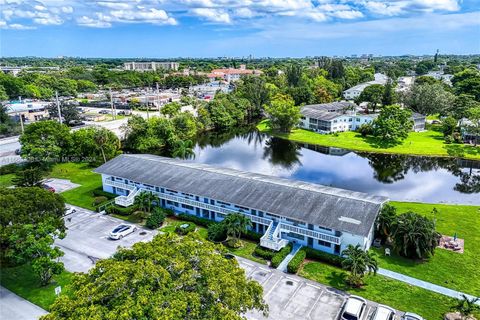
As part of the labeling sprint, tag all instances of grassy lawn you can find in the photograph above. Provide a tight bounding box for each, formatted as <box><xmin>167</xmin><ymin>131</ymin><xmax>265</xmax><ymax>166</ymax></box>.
<box><xmin>49</xmin><ymin>162</ymin><xmax>102</xmax><ymax>210</ymax></box>
<box><xmin>300</xmin><ymin>261</ymin><xmax>457</xmax><ymax>320</ymax></box>
<box><xmin>379</xmin><ymin>202</ymin><xmax>480</xmax><ymax>296</ymax></box>
<box><xmin>160</xmin><ymin>217</ymin><xmax>267</xmax><ymax>265</ymax></box>
<box><xmin>257</xmin><ymin>120</ymin><xmax>480</xmax><ymax>160</ymax></box>
<box><xmin>0</xmin><ymin>173</ymin><xmax>14</xmax><ymax>187</ymax></box>
<box><xmin>0</xmin><ymin>263</ymin><xmax>73</xmax><ymax>311</ymax></box>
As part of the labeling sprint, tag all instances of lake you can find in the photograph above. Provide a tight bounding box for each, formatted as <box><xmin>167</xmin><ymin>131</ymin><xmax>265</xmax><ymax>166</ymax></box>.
<box><xmin>191</xmin><ymin>128</ymin><xmax>480</xmax><ymax>205</ymax></box>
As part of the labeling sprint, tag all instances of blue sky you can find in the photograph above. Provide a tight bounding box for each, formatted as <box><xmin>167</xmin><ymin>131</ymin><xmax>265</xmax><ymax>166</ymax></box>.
<box><xmin>0</xmin><ymin>0</ymin><xmax>479</xmax><ymax>58</ymax></box>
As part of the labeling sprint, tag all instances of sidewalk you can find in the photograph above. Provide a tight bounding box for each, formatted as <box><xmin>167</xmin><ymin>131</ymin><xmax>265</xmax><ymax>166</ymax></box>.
<box><xmin>378</xmin><ymin>268</ymin><xmax>480</xmax><ymax>305</ymax></box>
<box><xmin>0</xmin><ymin>286</ymin><xmax>47</xmax><ymax>320</ymax></box>
<box><xmin>276</xmin><ymin>243</ymin><xmax>302</xmax><ymax>272</ymax></box>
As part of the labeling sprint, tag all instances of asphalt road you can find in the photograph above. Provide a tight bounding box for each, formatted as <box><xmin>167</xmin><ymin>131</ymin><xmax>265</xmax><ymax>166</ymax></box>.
<box><xmin>0</xmin><ymin>286</ymin><xmax>47</xmax><ymax>320</ymax></box>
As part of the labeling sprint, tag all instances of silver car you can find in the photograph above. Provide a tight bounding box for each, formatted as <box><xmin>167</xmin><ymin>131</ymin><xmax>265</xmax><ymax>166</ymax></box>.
<box><xmin>109</xmin><ymin>224</ymin><xmax>137</xmax><ymax>240</ymax></box>
<box><xmin>340</xmin><ymin>295</ymin><xmax>367</xmax><ymax>320</ymax></box>
<box><xmin>402</xmin><ymin>312</ymin><xmax>424</xmax><ymax>320</ymax></box>
<box><xmin>370</xmin><ymin>305</ymin><xmax>396</xmax><ymax>320</ymax></box>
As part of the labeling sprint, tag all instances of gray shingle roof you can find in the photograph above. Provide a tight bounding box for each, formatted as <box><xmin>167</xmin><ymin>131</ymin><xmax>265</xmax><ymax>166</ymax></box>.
<box><xmin>94</xmin><ymin>154</ymin><xmax>389</xmax><ymax>237</ymax></box>
<box><xmin>301</xmin><ymin>102</ymin><xmax>357</xmax><ymax>121</ymax></box>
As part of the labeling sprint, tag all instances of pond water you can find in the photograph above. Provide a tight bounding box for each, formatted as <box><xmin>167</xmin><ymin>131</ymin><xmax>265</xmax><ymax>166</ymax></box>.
<box><xmin>191</xmin><ymin>128</ymin><xmax>480</xmax><ymax>205</ymax></box>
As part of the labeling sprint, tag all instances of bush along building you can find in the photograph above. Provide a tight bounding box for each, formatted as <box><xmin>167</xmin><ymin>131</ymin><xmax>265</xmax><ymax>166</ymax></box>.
<box><xmin>95</xmin><ymin>154</ymin><xmax>389</xmax><ymax>254</ymax></box>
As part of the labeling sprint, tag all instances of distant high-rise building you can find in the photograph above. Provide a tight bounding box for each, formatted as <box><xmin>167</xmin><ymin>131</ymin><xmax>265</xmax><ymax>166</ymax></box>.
<box><xmin>123</xmin><ymin>61</ymin><xmax>179</xmax><ymax>72</ymax></box>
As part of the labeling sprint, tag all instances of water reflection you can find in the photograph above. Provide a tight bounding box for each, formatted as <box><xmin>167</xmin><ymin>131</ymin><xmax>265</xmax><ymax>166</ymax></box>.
<box><xmin>192</xmin><ymin>128</ymin><xmax>480</xmax><ymax>204</ymax></box>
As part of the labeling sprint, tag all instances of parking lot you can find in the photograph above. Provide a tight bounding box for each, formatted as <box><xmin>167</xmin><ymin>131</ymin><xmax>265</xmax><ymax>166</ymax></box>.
<box><xmin>239</xmin><ymin>258</ymin><xmax>403</xmax><ymax>320</ymax></box>
<box><xmin>57</xmin><ymin>206</ymin><xmax>402</xmax><ymax>320</ymax></box>
<box><xmin>56</xmin><ymin>205</ymin><xmax>158</xmax><ymax>272</ymax></box>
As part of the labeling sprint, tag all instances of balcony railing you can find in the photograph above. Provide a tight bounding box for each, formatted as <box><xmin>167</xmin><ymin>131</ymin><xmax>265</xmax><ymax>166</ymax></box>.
<box><xmin>104</xmin><ymin>179</ymin><xmax>342</xmax><ymax>245</ymax></box>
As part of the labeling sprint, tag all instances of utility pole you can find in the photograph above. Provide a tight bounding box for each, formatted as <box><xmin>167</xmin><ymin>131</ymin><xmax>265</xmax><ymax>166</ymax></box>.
<box><xmin>17</xmin><ymin>113</ymin><xmax>24</xmax><ymax>133</ymax></box>
<box><xmin>56</xmin><ymin>91</ymin><xmax>62</xmax><ymax>124</ymax></box>
<box><xmin>156</xmin><ymin>82</ymin><xmax>160</xmax><ymax>116</ymax></box>
<box><xmin>109</xmin><ymin>88</ymin><xmax>115</xmax><ymax>120</ymax></box>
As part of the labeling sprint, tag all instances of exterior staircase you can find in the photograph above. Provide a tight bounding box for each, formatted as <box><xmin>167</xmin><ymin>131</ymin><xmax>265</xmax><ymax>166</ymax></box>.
<box><xmin>276</xmin><ymin>243</ymin><xmax>303</xmax><ymax>272</ymax></box>
<box><xmin>114</xmin><ymin>187</ymin><xmax>140</xmax><ymax>207</ymax></box>
<box><xmin>260</xmin><ymin>221</ymin><xmax>289</xmax><ymax>251</ymax></box>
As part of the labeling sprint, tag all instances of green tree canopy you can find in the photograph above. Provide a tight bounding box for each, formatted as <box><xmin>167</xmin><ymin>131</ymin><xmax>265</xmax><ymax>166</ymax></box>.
<box><xmin>356</xmin><ymin>84</ymin><xmax>384</xmax><ymax>113</ymax></box>
<box><xmin>72</xmin><ymin>127</ymin><xmax>121</xmax><ymax>164</ymax></box>
<box><xmin>43</xmin><ymin>233</ymin><xmax>268</xmax><ymax>320</ymax></box>
<box><xmin>402</xmin><ymin>83</ymin><xmax>456</xmax><ymax>115</ymax></box>
<box><xmin>372</xmin><ymin>105</ymin><xmax>412</xmax><ymax>144</ymax></box>
<box><xmin>264</xmin><ymin>93</ymin><xmax>300</xmax><ymax>133</ymax></box>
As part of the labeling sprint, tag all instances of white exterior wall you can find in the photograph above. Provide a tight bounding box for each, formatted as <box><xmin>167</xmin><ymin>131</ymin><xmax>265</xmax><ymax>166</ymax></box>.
<box><xmin>340</xmin><ymin>232</ymin><xmax>367</xmax><ymax>252</ymax></box>
<box><xmin>300</xmin><ymin>114</ymin><xmax>375</xmax><ymax>134</ymax></box>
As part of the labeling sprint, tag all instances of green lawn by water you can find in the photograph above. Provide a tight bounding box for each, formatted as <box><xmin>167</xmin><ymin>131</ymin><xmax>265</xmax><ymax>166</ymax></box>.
<box><xmin>49</xmin><ymin>162</ymin><xmax>102</xmax><ymax>210</ymax></box>
<box><xmin>383</xmin><ymin>202</ymin><xmax>480</xmax><ymax>296</ymax></box>
<box><xmin>0</xmin><ymin>264</ymin><xmax>73</xmax><ymax>311</ymax></box>
<box><xmin>257</xmin><ymin>120</ymin><xmax>480</xmax><ymax>160</ymax></box>
<box><xmin>300</xmin><ymin>261</ymin><xmax>456</xmax><ymax>320</ymax></box>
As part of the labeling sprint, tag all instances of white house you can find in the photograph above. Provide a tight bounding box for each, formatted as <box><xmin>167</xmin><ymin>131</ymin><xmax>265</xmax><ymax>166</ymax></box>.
<box><xmin>95</xmin><ymin>154</ymin><xmax>388</xmax><ymax>254</ymax></box>
<box><xmin>299</xmin><ymin>102</ymin><xmax>377</xmax><ymax>134</ymax></box>
<box><xmin>343</xmin><ymin>73</ymin><xmax>388</xmax><ymax>100</ymax></box>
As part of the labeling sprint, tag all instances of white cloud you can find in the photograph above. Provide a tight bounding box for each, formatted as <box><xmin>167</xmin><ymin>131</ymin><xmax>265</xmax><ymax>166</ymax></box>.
<box><xmin>191</xmin><ymin>8</ymin><xmax>231</xmax><ymax>23</ymax></box>
<box><xmin>77</xmin><ymin>13</ymin><xmax>112</xmax><ymax>28</ymax></box>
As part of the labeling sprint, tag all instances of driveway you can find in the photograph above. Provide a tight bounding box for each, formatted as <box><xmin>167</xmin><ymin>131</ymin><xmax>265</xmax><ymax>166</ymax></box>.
<box><xmin>56</xmin><ymin>205</ymin><xmax>158</xmax><ymax>272</ymax></box>
<box><xmin>0</xmin><ymin>286</ymin><xmax>47</xmax><ymax>320</ymax></box>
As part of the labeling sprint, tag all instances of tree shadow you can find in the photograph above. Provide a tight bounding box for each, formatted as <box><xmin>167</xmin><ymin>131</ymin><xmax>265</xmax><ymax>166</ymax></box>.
<box><xmin>445</xmin><ymin>144</ymin><xmax>480</xmax><ymax>158</ymax></box>
<box><xmin>354</xmin><ymin>133</ymin><xmax>402</xmax><ymax>149</ymax></box>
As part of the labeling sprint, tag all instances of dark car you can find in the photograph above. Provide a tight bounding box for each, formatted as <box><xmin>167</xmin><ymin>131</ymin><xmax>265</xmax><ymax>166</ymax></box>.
<box><xmin>68</xmin><ymin>120</ymin><xmax>85</xmax><ymax>127</ymax></box>
<box><xmin>41</xmin><ymin>184</ymin><xmax>55</xmax><ymax>192</ymax></box>
<box><xmin>15</xmin><ymin>148</ymin><xmax>21</xmax><ymax>155</ymax></box>
<box><xmin>98</xmin><ymin>110</ymin><xmax>109</xmax><ymax>114</ymax></box>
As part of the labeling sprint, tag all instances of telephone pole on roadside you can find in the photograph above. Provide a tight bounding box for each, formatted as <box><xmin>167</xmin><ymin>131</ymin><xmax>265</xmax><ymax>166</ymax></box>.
<box><xmin>56</xmin><ymin>91</ymin><xmax>62</xmax><ymax>124</ymax></box>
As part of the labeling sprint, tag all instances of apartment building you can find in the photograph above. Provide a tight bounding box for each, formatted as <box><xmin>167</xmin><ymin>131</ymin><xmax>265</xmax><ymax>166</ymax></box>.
<box><xmin>123</xmin><ymin>61</ymin><xmax>179</xmax><ymax>71</ymax></box>
<box><xmin>95</xmin><ymin>154</ymin><xmax>388</xmax><ymax>254</ymax></box>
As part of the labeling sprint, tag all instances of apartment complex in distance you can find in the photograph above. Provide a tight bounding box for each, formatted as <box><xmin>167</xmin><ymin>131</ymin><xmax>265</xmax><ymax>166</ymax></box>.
<box><xmin>343</xmin><ymin>73</ymin><xmax>388</xmax><ymax>100</ymax></box>
<box><xmin>208</xmin><ymin>64</ymin><xmax>262</xmax><ymax>82</ymax></box>
<box><xmin>299</xmin><ymin>102</ymin><xmax>426</xmax><ymax>134</ymax></box>
<box><xmin>123</xmin><ymin>61</ymin><xmax>179</xmax><ymax>71</ymax></box>
<box><xmin>95</xmin><ymin>154</ymin><xmax>388</xmax><ymax>254</ymax></box>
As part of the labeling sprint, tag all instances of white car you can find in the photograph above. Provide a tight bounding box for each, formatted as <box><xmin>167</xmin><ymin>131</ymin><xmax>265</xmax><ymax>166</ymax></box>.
<box><xmin>402</xmin><ymin>313</ymin><xmax>424</xmax><ymax>320</ymax></box>
<box><xmin>340</xmin><ymin>295</ymin><xmax>367</xmax><ymax>320</ymax></box>
<box><xmin>370</xmin><ymin>305</ymin><xmax>396</xmax><ymax>320</ymax></box>
<box><xmin>109</xmin><ymin>224</ymin><xmax>137</xmax><ymax>240</ymax></box>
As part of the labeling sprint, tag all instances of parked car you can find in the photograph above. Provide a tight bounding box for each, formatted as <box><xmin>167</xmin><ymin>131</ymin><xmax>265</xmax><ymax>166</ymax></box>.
<box><xmin>340</xmin><ymin>295</ymin><xmax>367</xmax><ymax>320</ymax></box>
<box><xmin>15</xmin><ymin>148</ymin><xmax>21</xmax><ymax>155</ymax></box>
<box><xmin>370</xmin><ymin>305</ymin><xmax>395</xmax><ymax>320</ymax></box>
<box><xmin>109</xmin><ymin>224</ymin><xmax>137</xmax><ymax>240</ymax></box>
<box><xmin>401</xmin><ymin>313</ymin><xmax>424</xmax><ymax>320</ymax></box>
<box><xmin>41</xmin><ymin>184</ymin><xmax>55</xmax><ymax>192</ymax></box>
<box><xmin>64</xmin><ymin>205</ymin><xmax>76</xmax><ymax>216</ymax></box>
<box><xmin>68</xmin><ymin>120</ymin><xmax>85</xmax><ymax>127</ymax></box>
<box><xmin>98</xmin><ymin>110</ymin><xmax>109</xmax><ymax>114</ymax></box>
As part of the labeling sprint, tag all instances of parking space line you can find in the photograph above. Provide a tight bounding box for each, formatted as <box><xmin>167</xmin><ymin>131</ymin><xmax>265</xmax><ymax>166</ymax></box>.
<box><xmin>242</xmin><ymin>261</ymin><xmax>254</xmax><ymax>267</ymax></box>
<box><xmin>306</xmin><ymin>283</ymin><xmax>322</xmax><ymax>290</ymax></box>
<box><xmin>265</xmin><ymin>276</ymin><xmax>284</xmax><ymax>298</ymax></box>
<box><xmin>283</xmin><ymin>282</ymin><xmax>304</xmax><ymax>311</ymax></box>
<box><xmin>307</xmin><ymin>290</ymin><xmax>324</xmax><ymax>320</ymax></box>
<box><xmin>260</xmin><ymin>272</ymin><xmax>274</xmax><ymax>285</ymax></box>
<box><xmin>258</xmin><ymin>267</ymin><xmax>270</xmax><ymax>272</ymax></box>
<box><xmin>285</xmin><ymin>276</ymin><xmax>299</xmax><ymax>283</ymax></box>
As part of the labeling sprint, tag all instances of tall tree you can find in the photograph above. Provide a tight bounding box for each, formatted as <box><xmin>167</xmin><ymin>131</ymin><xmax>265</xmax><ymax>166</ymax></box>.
<box><xmin>46</xmin><ymin>103</ymin><xmax>80</xmax><ymax>124</ymax></box>
<box><xmin>42</xmin><ymin>233</ymin><xmax>268</xmax><ymax>320</ymax></box>
<box><xmin>221</xmin><ymin>213</ymin><xmax>252</xmax><ymax>247</ymax></box>
<box><xmin>264</xmin><ymin>94</ymin><xmax>300</xmax><ymax>133</ymax></box>
<box><xmin>72</xmin><ymin>127</ymin><xmax>121</xmax><ymax>165</ymax></box>
<box><xmin>375</xmin><ymin>204</ymin><xmax>397</xmax><ymax>242</ymax></box>
<box><xmin>356</xmin><ymin>84</ymin><xmax>384</xmax><ymax>113</ymax></box>
<box><xmin>12</xmin><ymin>166</ymin><xmax>45</xmax><ymax>187</ymax></box>
<box><xmin>401</xmin><ymin>83</ymin><xmax>455</xmax><ymax>116</ymax></box>
<box><xmin>171</xmin><ymin>139</ymin><xmax>195</xmax><ymax>159</ymax></box>
<box><xmin>372</xmin><ymin>105</ymin><xmax>412</xmax><ymax>144</ymax></box>
<box><xmin>382</xmin><ymin>79</ymin><xmax>396</xmax><ymax>106</ymax></box>
<box><xmin>285</xmin><ymin>64</ymin><xmax>303</xmax><ymax>87</ymax></box>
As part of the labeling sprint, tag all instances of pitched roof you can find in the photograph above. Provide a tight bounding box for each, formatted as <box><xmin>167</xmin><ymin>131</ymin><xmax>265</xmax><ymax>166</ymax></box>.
<box><xmin>301</xmin><ymin>102</ymin><xmax>357</xmax><ymax>121</ymax></box>
<box><xmin>95</xmin><ymin>154</ymin><xmax>388</xmax><ymax>237</ymax></box>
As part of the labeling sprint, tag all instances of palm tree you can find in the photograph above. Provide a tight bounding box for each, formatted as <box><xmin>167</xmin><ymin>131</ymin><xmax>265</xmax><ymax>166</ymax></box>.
<box><xmin>451</xmin><ymin>294</ymin><xmax>480</xmax><ymax>320</ymax></box>
<box><xmin>172</xmin><ymin>140</ymin><xmax>195</xmax><ymax>159</ymax></box>
<box><xmin>375</xmin><ymin>204</ymin><xmax>398</xmax><ymax>242</ymax></box>
<box><xmin>391</xmin><ymin>212</ymin><xmax>441</xmax><ymax>259</ymax></box>
<box><xmin>222</xmin><ymin>213</ymin><xmax>252</xmax><ymax>246</ymax></box>
<box><xmin>134</xmin><ymin>191</ymin><xmax>157</xmax><ymax>215</ymax></box>
<box><xmin>341</xmin><ymin>244</ymin><xmax>378</xmax><ymax>287</ymax></box>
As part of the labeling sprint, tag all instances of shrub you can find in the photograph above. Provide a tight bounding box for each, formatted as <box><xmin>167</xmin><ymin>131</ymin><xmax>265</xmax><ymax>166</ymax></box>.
<box><xmin>164</xmin><ymin>208</ymin><xmax>175</xmax><ymax>217</ymax></box>
<box><xmin>177</xmin><ymin>213</ymin><xmax>214</xmax><ymax>227</ymax></box>
<box><xmin>207</xmin><ymin>223</ymin><xmax>227</xmax><ymax>242</ymax></box>
<box><xmin>358</xmin><ymin>123</ymin><xmax>373</xmax><ymax>137</ymax></box>
<box><xmin>92</xmin><ymin>189</ymin><xmax>116</xmax><ymax>199</ymax></box>
<box><xmin>175</xmin><ymin>223</ymin><xmax>195</xmax><ymax>235</ymax></box>
<box><xmin>287</xmin><ymin>249</ymin><xmax>306</xmax><ymax>274</ymax></box>
<box><xmin>271</xmin><ymin>244</ymin><xmax>292</xmax><ymax>268</ymax></box>
<box><xmin>106</xmin><ymin>204</ymin><xmax>138</xmax><ymax>216</ymax></box>
<box><xmin>93</xmin><ymin>196</ymin><xmax>108</xmax><ymax>206</ymax></box>
<box><xmin>0</xmin><ymin>163</ymin><xmax>20</xmax><ymax>175</ymax></box>
<box><xmin>452</xmin><ymin>131</ymin><xmax>463</xmax><ymax>143</ymax></box>
<box><xmin>304</xmin><ymin>247</ymin><xmax>344</xmax><ymax>267</ymax></box>
<box><xmin>145</xmin><ymin>208</ymin><xmax>166</xmax><ymax>229</ymax></box>
<box><xmin>243</xmin><ymin>230</ymin><xmax>262</xmax><ymax>242</ymax></box>
<box><xmin>444</xmin><ymin>135</ymin><xmax>453</xmax><ymax>144</ymax></box>
<box><xmin>253</xmin><ymin>245</ymin><xmax>276</xmax><ymax>260</ymax></box>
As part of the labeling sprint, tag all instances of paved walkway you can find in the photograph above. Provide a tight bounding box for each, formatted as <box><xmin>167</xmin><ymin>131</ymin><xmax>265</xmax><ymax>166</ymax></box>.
<box><xmin>0</xmin><ymin>286</ymin><xmax>47</xmax><ymax>320</ymax></box>
<box><xmin>277</xmin><ymin>243</ymin><xmax>303</xmax><ymax>272</ymax></box>
<box><xmin>378</xmin><ymin>268</ymin><xmax>480</xmax><ymax>305</ymax></box>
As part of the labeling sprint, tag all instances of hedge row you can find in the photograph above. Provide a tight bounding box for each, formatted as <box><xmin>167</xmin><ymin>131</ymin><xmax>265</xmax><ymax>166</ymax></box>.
<box><xmin>287</xmin><ymin>249</ymin><xmax>307</xmax><ymax>274</ymax></box>
<box><xmin>271</xmin><ymin>244</ymin><xmax>293</xmax><ymax>268</ymax></box>
<box><xmin>243</xmin><ymin>230</ymin><xmax>262</xmax><ymax>242</ymax></box>
<box><xmin>253</xmin><ymin>245</ymin><xmax>276</xmax><ymax>260</ymax></box>
<box><xmin>177</xmin><ymin>213</ymin><xmax>215</xmax><ymax>227</ymax></box>
<box><xmin>106</xmin><ymin>204</ymin><xmax>139</xmax><ymax>216</ymax></box>
<box><xmin>304</xmin><ymin>247</ymin><xmax>344</xmax><ymax>267</ymax></box>
<box><xmin>92</xmin><ymin>189</ymin><xmax>116</xmax><ymax>199</ymax></box>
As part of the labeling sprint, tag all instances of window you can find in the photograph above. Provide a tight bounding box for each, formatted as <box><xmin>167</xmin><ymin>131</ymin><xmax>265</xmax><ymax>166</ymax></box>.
<box><xmin>301</xmin><ymin>116</ymin><xmax>306</xmax><ymax>120</ymax></box>
<box><xmin>318</xmin><ymin>226</ymin><xmax>332</xmax><ymax>232</ymax></box>
<box><xmin>288</xmin><ymin>232</ymin><xmax>304</xmax><ymax>240</ymax></box>
<box><xmin>333</xmin><ymin>120</ymin><xmax>337</xmax><ymax>123</ymax></box>
<box><xmin>310</xmin><ymin>118</ymin><xmax>318</xmax><ymax>124</ymax></box>
<box><xmin>356</xmin><ymin>118</ymin><xmax>360</xmax><ymax>122</ymax></box>
<box><xmin>217</xmin><ymin>201</ymin><xmax>230</xmax><ymax>206</ymax></box>
<box><xmin>318</xmin><ymin>240</ymin><xmax>331</xmax><ymax>247</ymax></box>
<box><xmin>348</xmin><ymin>118</ymin><xmax>352</xmax><ymax>122</ymax></box>
<box><xmin>181</xmin><ymin>204</ymin><xmax>194</xmax><ymax>210</ymax></box>
<box><xmin>166</xmin><ymin>189</ymin><xmax>177</xmax><ymax>194</ymax></box>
